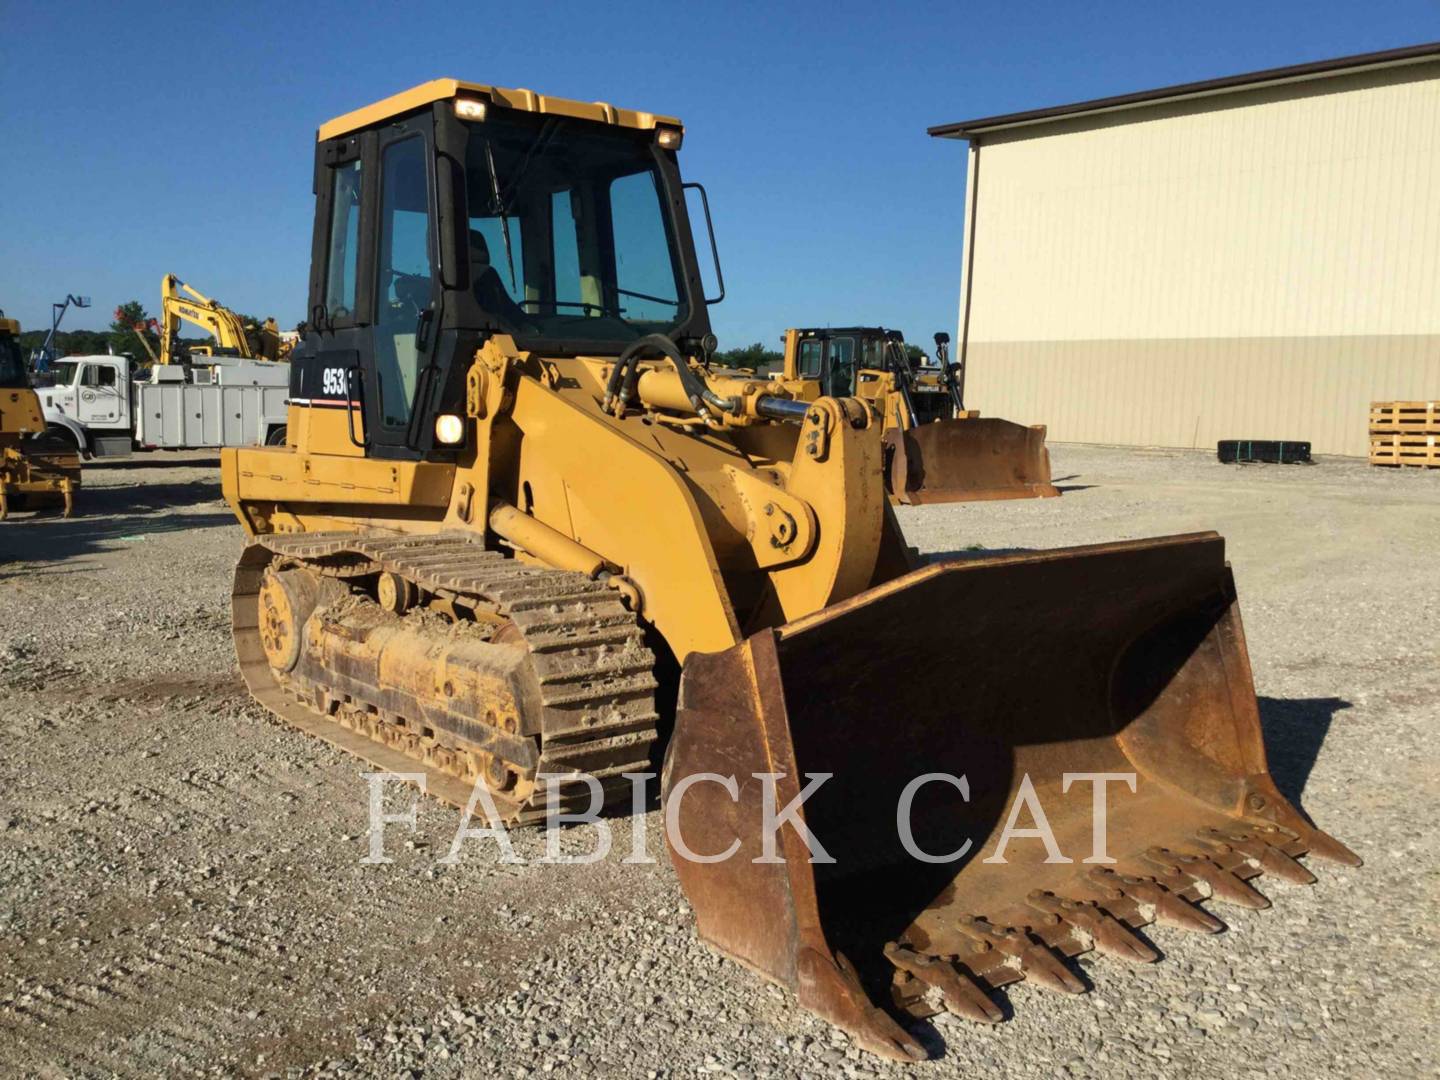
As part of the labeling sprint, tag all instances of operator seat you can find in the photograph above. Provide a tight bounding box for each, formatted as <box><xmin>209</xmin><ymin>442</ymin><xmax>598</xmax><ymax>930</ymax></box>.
<box><xmin>469</xmin><ymin>230</ymin><xmax>529</xmax><ymax>330</ymax></box>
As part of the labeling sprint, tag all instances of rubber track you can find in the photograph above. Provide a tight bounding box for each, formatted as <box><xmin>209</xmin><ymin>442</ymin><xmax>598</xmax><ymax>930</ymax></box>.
<box><xmin>239</xmin><ymin>531</ymin><xmax>660</xmax><ymax>826</ymax></box>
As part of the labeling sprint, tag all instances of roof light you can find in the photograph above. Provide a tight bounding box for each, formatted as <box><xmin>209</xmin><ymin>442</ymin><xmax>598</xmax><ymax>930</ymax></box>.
<box><xmin>434</xmin><ymin>413</ymin><xmax>465</xmax><ymax>445</ymax></box>
<box><xmin>655</xmin><ymin>126</ymin><xmax>683</xmax><ymax>150</ymax></box>
<box><xmin>454</xmin><ymin>99</ymin><xmax>488</xmax><ymax>121</ymax></box>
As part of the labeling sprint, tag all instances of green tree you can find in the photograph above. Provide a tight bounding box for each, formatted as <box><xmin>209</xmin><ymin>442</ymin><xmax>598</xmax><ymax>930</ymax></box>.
<box><xmin>713</xmin><ymin>342</ymin><xmax>782</xmax><ymax>372</ymax></box>
<box><xmin>109</xmin><ymin>301</ymin><xmax>160</xmax><ymax>362</ymax></box>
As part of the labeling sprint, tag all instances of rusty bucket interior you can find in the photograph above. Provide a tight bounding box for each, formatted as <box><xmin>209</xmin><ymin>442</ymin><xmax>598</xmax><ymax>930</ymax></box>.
<box><xmin>886</xmin><ymin>418</ymin><xmax>1060</xmax><ymax>504</ymax></box>
<box><xmin>664</xmin><ymin>533</ymin><xmax>1357</xmax><ymax>1060</ymax></box>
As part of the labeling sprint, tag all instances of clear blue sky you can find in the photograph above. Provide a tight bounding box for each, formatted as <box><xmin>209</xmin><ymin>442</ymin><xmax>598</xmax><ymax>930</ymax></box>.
<box><xmin>2</xmin><ymin>1</ymin><xmax>1436</xmax><ymax>348</ymax></box>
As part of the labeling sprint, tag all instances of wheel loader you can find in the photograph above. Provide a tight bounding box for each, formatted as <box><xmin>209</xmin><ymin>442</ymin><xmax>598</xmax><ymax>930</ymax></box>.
<box><xmin>779</xmin><ymin>325</ymin><xmax>1058</xmax><ymax>503</ymax></box>
<box><xmin>0</xmin><ymin>314</ymin><xmax>79</xmax><ymax>519</ymax></box>
<box><xmin>222</xmin><ymin>79</ymin><xmax>1358</xmax><ymax>1061</ymax></box>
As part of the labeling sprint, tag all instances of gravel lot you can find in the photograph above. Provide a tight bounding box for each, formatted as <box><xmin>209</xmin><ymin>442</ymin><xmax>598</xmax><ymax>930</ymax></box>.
<box><xmin>1</xmin><ymin>445</ymin><xmax>1436</xmax><ymax>1079</ymax></box>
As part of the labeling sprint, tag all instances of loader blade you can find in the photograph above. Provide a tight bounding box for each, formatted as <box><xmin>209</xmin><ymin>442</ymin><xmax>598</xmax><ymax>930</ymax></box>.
<box><xmin>663</xmin><ymin>533</ymin><xmax>1356</xmax><ymax>1060</ymax></box>
<box><xmin>886</xmin><ymin>417</ymin><xmax>1059</xmax><ymax>504</ymax></box>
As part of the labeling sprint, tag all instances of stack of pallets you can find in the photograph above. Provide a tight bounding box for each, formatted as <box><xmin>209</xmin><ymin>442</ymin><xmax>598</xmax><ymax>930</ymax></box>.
<box><xmin>1369</xmin><ymin>401</ymin><xmax>1440</xmax><ymax>468</ymax></box>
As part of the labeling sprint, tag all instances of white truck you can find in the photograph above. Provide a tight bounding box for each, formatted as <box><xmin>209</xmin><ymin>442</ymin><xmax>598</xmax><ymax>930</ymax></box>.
<box><xmin>36</xmin><ymin>355</ymin><xmax>289</xmax><ymax>458</ymax></box>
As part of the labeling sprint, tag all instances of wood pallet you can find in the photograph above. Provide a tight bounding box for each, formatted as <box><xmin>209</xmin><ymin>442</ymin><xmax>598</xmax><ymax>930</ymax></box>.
<box><xmin>1369</xmin><ymin>433</ymin><xmax>1440</xmax><ymax>468</ymax></box>
<box><xmin>1369</xmin><ymin>400</ymin><xmax>1440</xmax><ymax>435</ymax></box>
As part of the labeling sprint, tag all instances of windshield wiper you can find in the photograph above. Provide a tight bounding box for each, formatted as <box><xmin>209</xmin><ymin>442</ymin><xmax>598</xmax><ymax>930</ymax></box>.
<box><xmin>482</xmin><ymin>138</ymin><xmax>517</xmax><ymax>293</ymax></box>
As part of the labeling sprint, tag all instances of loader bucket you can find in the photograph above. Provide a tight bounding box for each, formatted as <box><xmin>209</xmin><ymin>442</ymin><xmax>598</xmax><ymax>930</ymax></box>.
<box><xmin>886</xmin><ymin>418</ymin><xmax>1059</xmax><ymax>504</ymax></box>
<box><xmin>663</xmin><ymin>533</ymin><xmax>1357</xmax><ymax>1061</ymax></box>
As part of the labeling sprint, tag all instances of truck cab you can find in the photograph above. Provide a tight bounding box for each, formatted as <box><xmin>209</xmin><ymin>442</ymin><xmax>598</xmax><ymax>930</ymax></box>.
<box><xmin>37</xmin><ymin>355</ymin><xmax>134</xmax><ymax>456</ymax></box>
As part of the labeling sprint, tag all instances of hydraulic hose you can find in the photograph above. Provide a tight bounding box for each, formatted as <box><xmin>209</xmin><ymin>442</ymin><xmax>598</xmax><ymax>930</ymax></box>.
<box><xmin>605</xmin><ymin>334</ymin><xmax>737</xmax><ymax>419</ymax></box>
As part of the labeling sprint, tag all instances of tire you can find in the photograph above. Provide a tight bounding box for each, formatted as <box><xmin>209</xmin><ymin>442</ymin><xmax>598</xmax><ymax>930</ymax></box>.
<box><xmin>35</xmin><ymin>426</ymin><xmax>82</xmax><ymax>454</ymax></box>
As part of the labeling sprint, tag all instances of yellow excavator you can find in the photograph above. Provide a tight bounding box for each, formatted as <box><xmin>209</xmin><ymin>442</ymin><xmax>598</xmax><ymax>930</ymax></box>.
<box><xmin>779</xmin><ymin>325</ymin><xmax>1057</xmax><ymax>503</ymax></box>
<box><xmin>0</xmin><ymin>314</ymin><xmax>78</xmax><ymax>519</ymax></box>
<box><xmin>144</xmin><ymin>274</ymin><xmax>285</xmax><ymax>366</ymax></box>
<box><xmin>221</xmin><ymin>79</ymin><xmax>1357</xmax><ymax>1061</ymax></box>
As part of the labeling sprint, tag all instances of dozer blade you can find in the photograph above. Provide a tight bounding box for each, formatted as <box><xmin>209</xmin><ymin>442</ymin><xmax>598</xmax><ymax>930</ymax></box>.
<box><xmin>663</xmin><ymin>533</ymin><xmax>1357</xmax><ymax>1061</ymax></box>
<box><xmin>886</xmin><ymin>417</ymin><xmax>1059</xmax><ymax>504</ymax></box>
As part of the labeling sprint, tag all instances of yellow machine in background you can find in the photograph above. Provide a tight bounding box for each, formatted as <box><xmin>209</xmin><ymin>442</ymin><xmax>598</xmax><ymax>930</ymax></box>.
<box><xmin>222</xmin><ymin>79</ymin><xmax>1355</xmax><ymax>1060</ymax></box>
<box><xmin>0</xmin><ymin>314</ymin><xmax>78</xmax><ymax>518</ymax></box>
<box><xmin>779</xmin><ymin>326</ymin><xmax>1058</xmax><ymax>502</ymax></box>
<box><xmin>154</xmin><ymin>274</ymin><xmax>286</xmax><ymax>366</ymax></box>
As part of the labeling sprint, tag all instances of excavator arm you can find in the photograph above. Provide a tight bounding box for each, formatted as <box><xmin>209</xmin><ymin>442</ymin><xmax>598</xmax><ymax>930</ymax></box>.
<box><xmin>158</xmin><ymin>273</ymin><xmax>256</xmax><ymax>363</ymax></box>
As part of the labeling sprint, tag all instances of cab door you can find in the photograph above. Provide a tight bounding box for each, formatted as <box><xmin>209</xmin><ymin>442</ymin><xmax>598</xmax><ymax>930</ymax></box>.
<box><xmin>822</xmin><ymin>335</ymin><xmax>856</xmax><ymax>398</ymax></box>
<box><xmin>76</xmin><ymin>360</ymin><xmax>124</xmax><ymax>427</ymax></box>
<box><xmin>300</xmin><ymin>118</ymin><xmax>446</xmax><ymax>461</ymax></box>
<box><xmin>365</xmin><ymin>119</ymin><xmax>442</xmax><ymax>456</ymax></box>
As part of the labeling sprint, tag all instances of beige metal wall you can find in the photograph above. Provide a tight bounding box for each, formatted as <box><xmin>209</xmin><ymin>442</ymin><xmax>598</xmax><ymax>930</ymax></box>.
<box><xmin>959</xmin><ymin>60</ymin><xmax>1440</xmax><ymax>456</ymax></box>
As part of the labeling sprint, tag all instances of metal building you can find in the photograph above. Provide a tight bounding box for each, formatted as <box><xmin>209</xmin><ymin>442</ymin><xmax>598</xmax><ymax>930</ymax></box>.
<box><xmin>930</xmin><ymin>43</ymin><xmax>1440</xmax><ymax>457</ymax></box>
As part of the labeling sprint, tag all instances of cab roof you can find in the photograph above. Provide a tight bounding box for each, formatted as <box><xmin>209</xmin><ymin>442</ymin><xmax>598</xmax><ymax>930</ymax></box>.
<box><xmin>0</xmin><ymin>316</ymin><xmax>19</xmax><ymax>336</ymax></box>
<box><xmin>318</xmin><ymin>78</ymin><xmax>682</xmax><ymax>142</ymax></box>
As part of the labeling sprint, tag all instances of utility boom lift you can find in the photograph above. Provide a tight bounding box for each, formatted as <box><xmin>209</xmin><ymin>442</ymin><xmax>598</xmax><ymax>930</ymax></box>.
<box><xmin>220</xmin><ymin>79</ymin><xmax>1357</xmax><ymax>1061</ymax></box>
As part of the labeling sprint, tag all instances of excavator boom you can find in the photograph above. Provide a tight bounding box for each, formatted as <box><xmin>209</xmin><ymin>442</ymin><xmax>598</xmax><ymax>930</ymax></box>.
<box><xmin>158</xmin><ymin>273</ymin><xmax>260</xmax><ymax>364</ymax></box>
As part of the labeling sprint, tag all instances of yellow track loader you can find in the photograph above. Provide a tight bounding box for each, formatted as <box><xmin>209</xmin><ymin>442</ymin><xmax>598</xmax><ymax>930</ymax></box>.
<box><xmin>779</xmin><ymin>326</ymin><xmax>1057</xmax><ymax>503</ymax></box>
<box><xmin>0</xmin><ymin>314</ymin><xmax>78</xmax><ymax>519</ymax></box>
<box><xmin>222</xmin><ymin>79</ymin><xmax>1357</xmax><ymax>1061</ymax></box>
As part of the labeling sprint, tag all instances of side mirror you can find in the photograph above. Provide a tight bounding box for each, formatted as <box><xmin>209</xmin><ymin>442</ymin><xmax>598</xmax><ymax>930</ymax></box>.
<box><xmin>683</xmin><ymin>183</ymin><xmax>725</xmax><ymax>305</ymax></box>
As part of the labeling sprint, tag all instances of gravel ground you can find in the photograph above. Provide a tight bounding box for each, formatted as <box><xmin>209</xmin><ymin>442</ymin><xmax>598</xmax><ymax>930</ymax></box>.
<box><xmin>0</xmin><ymin>445</ymin><xmax>1436</xmax><ymax>1079</ymax></box>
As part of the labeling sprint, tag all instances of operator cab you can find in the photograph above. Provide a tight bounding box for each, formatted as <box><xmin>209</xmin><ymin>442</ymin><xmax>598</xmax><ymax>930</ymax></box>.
<box><xmin>295</xmin><ymin>79</ymin><xmax>720</xmax><ymax>461</ymax></box>
<box><xmin>789</xmin><ymin>327</ymin><xmax>912</xmax><ymax>397</ymax></box>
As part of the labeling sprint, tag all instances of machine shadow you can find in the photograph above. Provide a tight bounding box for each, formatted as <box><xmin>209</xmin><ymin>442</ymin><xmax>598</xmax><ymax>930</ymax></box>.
<box><xmin>1256</xmin><ymin>696</ymin><xmax>1351</xmax><ymax>812</ymax></box>
<box><xmin>82</xmin><ymin>477</ymin><xmax>225</xmax><ymax>515</ymax></box>
<box><xmin>0</xmin><ymin>506</ymin><xmax>235</xmax><ymax>570</ymax></box>
<box><xmin>87</xmin><ymin>455</ymin><xmax>222</xmax><ymax>472</ymax></box>
<box><xmin>1048</xmin><ymin>473</ymin><xmax>1095</xmax><ymax>493</ymax></box>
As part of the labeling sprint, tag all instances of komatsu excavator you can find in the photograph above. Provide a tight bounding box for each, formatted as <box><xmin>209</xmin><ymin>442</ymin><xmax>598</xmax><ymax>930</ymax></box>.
<box><xmin>154</xmin><ymin>274</ymin><xmax>284</xmax><ymax>366</ymax></box>
<box><xmin>780</xmin><ymin>325</ymin><xmax>1057</xmax><ymax>502</ymax></box>
<box><xmin>0</xmin><ymin>314</ymin><xmax>78</xmax><ymax>519</ymax></box>
<box><xmin>222</xmin><ymin>79</ymin><xmax>1358</xmax><ymax>1061</ymax></box>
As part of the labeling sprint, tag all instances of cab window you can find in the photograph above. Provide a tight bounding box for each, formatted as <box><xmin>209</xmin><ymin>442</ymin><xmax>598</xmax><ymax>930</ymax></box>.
<box><xmin>82</xmin><ymin>364</ymin><xmax>117</xmax><ymax>387</ymax></box>
<box><xmin>0</xmin><ymin>337</ymin><xmax>25</xmax><ymax>388</ymax></box>
<box><xmin>324</xmin><ymin>159</ymin><xmax>362</xmax><ymax>320</ymax></box>
<box><xmin>825</xmin><ymin>336</ymin><xmax>856</xmax><ymax>397</ymax></box>
<box><xmin>798</xmin><ymin>339</ymin><xmax>822</xmax><ymax>378</ymax></box>
<box><xmin>374</xmin><ymin>136</ymin><xmax>433</xmax><ymax>430</ymax></box>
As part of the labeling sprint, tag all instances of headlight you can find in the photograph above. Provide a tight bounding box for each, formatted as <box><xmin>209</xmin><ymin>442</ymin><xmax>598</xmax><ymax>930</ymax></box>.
<box><xmin>454</xmin><ymin>99</ymin><xmax>488</xmax><ymax>121</ymax></box>
<box><xmin>434</xmin><ymin>413</ymin><xmax>465</xmax><ymax>444</ymax></box>
<box><xmin>655</xmin><ymin>126</ymin><xmax>683</xmax><ymax>150</ymax></box>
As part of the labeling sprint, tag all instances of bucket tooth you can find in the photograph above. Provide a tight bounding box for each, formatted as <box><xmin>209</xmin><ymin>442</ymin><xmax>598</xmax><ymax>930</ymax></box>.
<box><xmin>1089</xmin><ymin>869</ymin><xmax>1225</xmax><ymax>934</ymax></box>
<box><xmin>1291</xmin><ymin>824</ymin><xmax>1363</xmax><ymax>867</ymax></box>
<box><xmin>1145</xmin><ymin>848</ymin><xmax>1271</xmax><ymax>910</ymax></box>
<box><xmin>1027</xmin><ymin>891</ymin><xmax>1159</xmax><ymax>965</ymax></box>
<box><xmin>884</xmin><ymin>943</ymin><xmax>1003</xmax><ymax>1024</ymax></box>
<box><xmin>954</xmin><ymin>917</ymin><xmax>1084</xmax><ymax>995</ymax></box>
<box><xmin>1199</xmin><ymin>828</ymin><xmax>1318</xmax><ymax>886</ymax></box>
